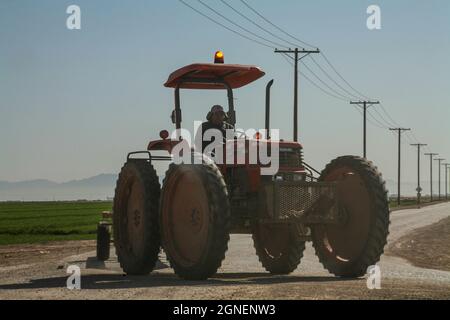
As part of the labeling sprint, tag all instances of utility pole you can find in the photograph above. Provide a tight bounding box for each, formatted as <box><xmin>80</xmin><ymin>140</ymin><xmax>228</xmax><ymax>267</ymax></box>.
<box><xmin>446</xmin><ymin>166</ymin><xmax>450</xmax><ymax>200</ymax></box>
<box><xmin>350</xmin><ymin>101</ymin><xmax>380</xmax><ymax>158</ymax></box>
<box><xmin>275</xmin><ymin>48</ymin><xmax>320</xmax><ymax>142</ymax></box>
<box><xmin>390</xmin><ymin>128</ymin><xmax>411</xmax><ymax>206</ymax></box>
<box><xmin>410</xmin><ymin>143</ymin><xmax>427</xmax><ymax>206</ymax></box>
<box><xmin>434</xmin><ymin>158</ymin><xmax>445</xmax><ymax>200</ymax></box>
<box><xmin>443</xmin><ymin>163</ymin><xmax>450</xmax><ymax>201</ymax></box>
<box><xmin>424</xmin><ymin>153</ymin><xmax>438</xmax><ymax>202</ymax></box>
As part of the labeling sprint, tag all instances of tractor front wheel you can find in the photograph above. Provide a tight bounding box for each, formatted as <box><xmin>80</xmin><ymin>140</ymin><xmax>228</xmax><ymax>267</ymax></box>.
<box><xmin>311</xmin><ymin>156</ymin><xmax>390</xmax><ymax>277</ymax></box>
<box><xmin>160</xmin><ymin>162</ymin><xmax>231</xmax><ymax>280</ymax></box>
<box><xmin>252</xmin><ymin>223</ymin><xmax>306</xmax><ymax>274</ymax></box>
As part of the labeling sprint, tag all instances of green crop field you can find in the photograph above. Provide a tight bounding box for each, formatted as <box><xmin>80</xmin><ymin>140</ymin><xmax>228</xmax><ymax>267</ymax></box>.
<box><xmin>0</xmin><ymin>201</ymin><xmax>112</xmax><ymax>245</ymax></box>
<box><xmin>0</xmin><ymin>198</ymin><xmax>445</xmax><ymax>246</ymax></box>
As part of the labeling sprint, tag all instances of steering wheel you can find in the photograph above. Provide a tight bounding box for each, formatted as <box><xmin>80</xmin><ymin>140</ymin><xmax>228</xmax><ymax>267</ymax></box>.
<box><xmin>224</xmin><ymin>122</ymin><xmax>247</xmax><ymax>139</ymax></box>
<box><xmin>234</xmin><ymin>129</ymin><xmax>247</xmax><ymax>139</ymax></box>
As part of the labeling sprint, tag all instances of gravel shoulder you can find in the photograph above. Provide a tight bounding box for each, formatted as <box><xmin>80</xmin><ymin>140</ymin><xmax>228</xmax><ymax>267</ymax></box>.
<box><xmin>387</xmin><ymin>216</ymin><xmax>450</xmax><ymax>272</ymax></box>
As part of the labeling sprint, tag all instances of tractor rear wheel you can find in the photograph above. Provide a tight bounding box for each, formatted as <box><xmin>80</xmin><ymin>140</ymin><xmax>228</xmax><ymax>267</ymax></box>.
<box><xmin>160</xmin><ymin>162</ymin><xmax>231</xmax><ymax>280</ymax></box>
<box><xmin>252</xmin><ymin>223</ymin><xmax>306</xmax><ymax>274</ymax></box>
<box><xmin>311</xmin><ymin>156</ymin><xmax>390</xmax><ymax>277</ymax></box>
<box><xmin>113</xmin><ymin>160</ymin><xmax>161</xmax><ymax>275</ymax></box>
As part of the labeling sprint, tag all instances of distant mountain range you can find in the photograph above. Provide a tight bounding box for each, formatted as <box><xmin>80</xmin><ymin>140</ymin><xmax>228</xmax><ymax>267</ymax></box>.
<box><xmin>0</xmin><ymin>174</ymin><xmax>117</xmax><ymax>201</ymax></box>
<box><xmin>0</xmin><ymin>174</ymin><xmax>436</xmax><ymax>201</ymax></box>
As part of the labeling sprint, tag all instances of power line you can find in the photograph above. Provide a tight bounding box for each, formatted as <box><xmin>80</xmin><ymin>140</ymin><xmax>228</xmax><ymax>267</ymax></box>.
<box><xmin>280</xmin><ymin>53</ymin><xmax>349</xmax><ymax>102</ymax></box>
<box><xmin>219</xmin><ymin>0</ymin><xmax>300</xmax><ymax>49</ymax></box>
<box><xmin>355</xmin><ymin>105</ymin><xmax>388</xmax><ymax>130</ymax></box>
<box><xmin>379</xmin><ymin>103</ymin><xmax>401</xmax><ymax>127</ymax></box>
<box><xmin>196</xmin><ymin>0</ymin><xmax>289</xmax><ymax>49</ymax></box>
<box><xmin>405</xmin><ymin>131</ymin><xmax>417</xmax><ymax>143</ymax></box>
<box><xmin>308</xmin><ymin>55</ymin><xmax>362</xmax><ymax>100</ymax></box>
<box><xmin>280</xmin><ymin>55</ymin><xmax>389</xmax><ymax>140</ymax></box>
<box><xmin>319</xmin><ymin>52</ymin><xmax>372</xmax><ymax>100</ymax></box>
<box><xmin>367</xmin><ymin>109</ymin><xmax>390</xmax><ymax>129</ymax></box>
<box><xmin>406</xmin><ymin>129</ymin><xmax>433</xmax><ymax>155</ymax></box>
<box><xmin>281</xmin><ymin>54</ymin><xmax>388</xmax><ymax>130</ymax></box>
<box><xmin>239</xmin><ymin>0</ymin><xmax>317</xmax><ymax>49</ymax></box>
<box><xmin>357</xmin><ymin>100</ymin><xmax>407</xmax><ymax>133</ymax></box>
<box><xmin>311</xmin><ymin>55</ymin><xmax>404</xmax><ymax>132</ymax></box>
<box><xmin>370</xmin><ymin>105</ymin><xmax>397</xmax><ymax>128</ymax></box>
<box><xmin>411</xmin><ymin>131</ymin><xmax>420</xmax><ymax>141</ymax></box>
<box><xmin>300</xmin><ymin>60</ymin><xmax>353</xmax><ymax>101</ymax></box>
<box><xmin>408</xmin><ymin>130</ymin><xmax>422</xmax><ymax>145</ymax></box>
<box><xmin>178</xmin><ymin>0</ymin><xmax>274</xmax><ymax>49</ymax></box>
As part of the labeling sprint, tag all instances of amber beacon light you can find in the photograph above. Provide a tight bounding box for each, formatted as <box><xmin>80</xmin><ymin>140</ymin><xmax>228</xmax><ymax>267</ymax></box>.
<box><xmin>214</xmin><ymin>51</ymin><xmax>224</xmax><ymax>64</ymax></box>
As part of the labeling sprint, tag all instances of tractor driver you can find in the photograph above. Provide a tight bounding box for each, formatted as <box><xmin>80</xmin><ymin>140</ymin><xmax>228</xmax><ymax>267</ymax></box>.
<box><xmin>197</xmin><ymin>105</ymin><xmax>232</xmax><ymax>152</ymax></box>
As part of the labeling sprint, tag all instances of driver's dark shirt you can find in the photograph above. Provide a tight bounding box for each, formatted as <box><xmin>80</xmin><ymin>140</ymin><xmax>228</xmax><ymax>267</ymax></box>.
<box><xmin>197</xmin><ymin>121</ymin><xmax>227</xmax><ymax>152</ymax></box>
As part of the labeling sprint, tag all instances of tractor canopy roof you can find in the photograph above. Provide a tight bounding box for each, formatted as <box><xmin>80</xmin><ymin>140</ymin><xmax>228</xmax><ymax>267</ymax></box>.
<box><xmin>164</xmin><ymin>63</ymin><xmax>265</xmax><ymax>89</ymax></box>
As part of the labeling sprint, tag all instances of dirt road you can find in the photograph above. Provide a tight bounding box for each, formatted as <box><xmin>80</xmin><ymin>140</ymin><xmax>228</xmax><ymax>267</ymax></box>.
<box><xmin>1</xmin><ymin>202</ymin><xmax>450</xmax><ymax>300</ymax></box>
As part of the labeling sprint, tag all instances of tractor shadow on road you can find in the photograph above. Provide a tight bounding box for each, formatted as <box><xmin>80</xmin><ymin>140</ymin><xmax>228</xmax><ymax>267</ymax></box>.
<box><xmin>0</xmin><ymin>271</ymin><xmax>354</xmax><ymax>291</ymax></box>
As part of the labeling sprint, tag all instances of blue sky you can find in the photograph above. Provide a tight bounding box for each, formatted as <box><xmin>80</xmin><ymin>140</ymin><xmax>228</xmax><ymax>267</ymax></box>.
<box><xmin>1</xmin><ymin>0</ymin><xmax>449</xmax><ymax>196</ymax></box>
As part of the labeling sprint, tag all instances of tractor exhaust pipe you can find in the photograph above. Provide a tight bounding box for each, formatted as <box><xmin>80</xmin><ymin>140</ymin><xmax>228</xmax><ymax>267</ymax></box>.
<box><xmin>265</xmin><ymin>79</ymin><xmax>274</xmax><ymax>139</ymax></box>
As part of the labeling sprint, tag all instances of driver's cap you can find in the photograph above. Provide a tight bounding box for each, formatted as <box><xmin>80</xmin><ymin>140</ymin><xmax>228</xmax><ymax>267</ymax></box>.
<box><xmin>211</xmin><ymin>105</ymin><xmax>225</xmax><ymax>114</ymax></box>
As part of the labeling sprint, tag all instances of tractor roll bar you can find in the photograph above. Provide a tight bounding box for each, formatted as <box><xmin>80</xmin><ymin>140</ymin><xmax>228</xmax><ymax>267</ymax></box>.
<box><xmin>174</xmin><ymin>77</ymin><xmax>236</xmax><ymax>133</ymax></box>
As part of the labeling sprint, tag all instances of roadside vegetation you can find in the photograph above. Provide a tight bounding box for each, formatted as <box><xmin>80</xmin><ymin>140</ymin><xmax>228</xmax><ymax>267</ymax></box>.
<box><xmin>389</xmin><ymin>197</ymin><xmax>449</xmax><ymax>209</ymax></box>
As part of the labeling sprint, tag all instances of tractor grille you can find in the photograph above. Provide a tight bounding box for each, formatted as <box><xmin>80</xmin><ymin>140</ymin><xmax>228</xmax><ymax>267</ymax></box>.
<box><xmin>265</xmin><ymin>181</ymin><xmax>337</xmax><ymax>219</ymax></box>
<box><xmin>278</xmin><ymin>148</ymin><xmax>303</xmax><ymax>168</ymax></box>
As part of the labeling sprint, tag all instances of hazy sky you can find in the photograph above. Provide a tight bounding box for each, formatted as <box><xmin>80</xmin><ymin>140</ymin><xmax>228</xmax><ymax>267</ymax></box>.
<box><xmin>1</xmin><ymin>0</ymin><xmax>449</xmax><ymax>196</ymax></box>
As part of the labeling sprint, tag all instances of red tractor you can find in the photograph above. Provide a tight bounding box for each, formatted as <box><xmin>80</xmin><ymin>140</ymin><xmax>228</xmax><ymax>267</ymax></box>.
<box><xmin>112</xmin><ymin>52</ymin><xmax>390</xmax><ymax>280</ymax></box>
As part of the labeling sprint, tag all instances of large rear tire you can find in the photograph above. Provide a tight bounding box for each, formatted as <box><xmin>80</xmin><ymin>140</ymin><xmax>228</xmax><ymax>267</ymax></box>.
<box><xmin>160</xmin><ymin>162</ymin><xmax>231</xmax><ymax>280</ymax></box>
<box><xmin>311</xmin><ymin>156</ymin><xmax>390</xmax><ymax>277</ymax></box>
<box><xmin>113</xmin><ymin>160</ymin><xmax>161</xmax><ymax>275</ymax></box>
<box><xmin>252</xmin><ymin>223</ymin><xmax>306</xmax><ymax>274</ymax></box>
